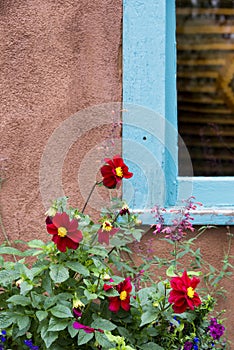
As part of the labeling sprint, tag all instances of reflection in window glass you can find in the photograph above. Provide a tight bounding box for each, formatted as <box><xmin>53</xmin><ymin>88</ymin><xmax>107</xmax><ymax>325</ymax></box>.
<box><xmin>177</xmin><ymin>0</ymin><xmax>234</xmax><ymax>176</ymax></box>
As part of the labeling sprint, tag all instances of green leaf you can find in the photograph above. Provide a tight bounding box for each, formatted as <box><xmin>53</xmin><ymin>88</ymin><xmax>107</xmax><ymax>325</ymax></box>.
<box><xmin>0</xmin><ymin>269</ymin><xmax>20</xmax><ymax>286</ymax></box>
<box><xmin>40</xmin><ymin>320</ymin><xmax>59</xmax><ymax>347</ymax></box>
<box><xmin>42</xmin><ymin>270</ymin><xmax>53</xmax><ymax>295</ymax></box>
<box><xmin>102</xmin><ymin>289</ymin><xmax>119</xmax><ymax>297</ymax></box>
<box><xmin>84</xmin><ymin>289</ymin><xmax>97</xmax><ymax>300</ymax></box>
<box><xmin>31</xmin><ymin>292</ymin><xmax>45</xmax><ymax>308</ymax></box>
<box><xmin>49</xmin><ymin>264</ymin><xmax>69</xmax><ymax>283</ymax></box>
<box><xmin>95</xmin><ymin>332</ymin><xmax>114</xmax><ymax>348</ymax></box>
<box><xmin>43</xmin><ymin>331</ymin><xmax>58</xmax><ymax>348</ymax></box>
<box><xmin>48</xmin><ymin>317</ymin><xmax>68</xmax><ymax>331</ymax></box>
<box><xmin>146</xmin><ymin>327</ymin><xmax>159</xmax><ymax>336</ymax></box>
<box><xmin>109</xmin><ymin>276</ymin><xmax>125</xmax><ymax>284</ymax></box>
<box><xmin>68</xmin><ymin>320</ymin><xmax>79</xmax><ymax>338</ymax></box>
<box><xmin>50</xmin><ymin>304</ymin><xmax>73</xmax><ymax>318</ymax></box>
<box><xmin>140</xmin><ymin>310</ymin><xmax>158</xmax><ymax>327</ymax></box>
<box><xmin>0</xmin><ymin>246</ymin><xmax>26</xmax><ymax>256</ymax></box>
<box><xmin>20</xmin><ymin>280</ymin><xmax>33</xmax><ymax>295</ymax></box>
<box><xmin>92</xmin><ymin>257</ymin><xmax>106</xmax><ymax>270</ymax></box>
<box><xmin>187</xmin><ymin>270</ymin><xmax>202</xmax><ymax>277</ymax></box>
<box><xmin>16</xmin><ymin>315</ymin><xmax>30</xmax><ymax>330</ymax></box>
<box><xmin>132</xmin><ymin>230</ymin><xmax>142</xmax><ymax>241</ymax></box>
<box><xmin>0</xmin><ymin>255</ymin><xmax>4</xmax><ymax>266</ymax></box>
<box><xmin>36</xmin><ymin>310</ymin><xmax>48</xmax><ymax>321</ymax></box>
<box><xmin>16</xmin><ymin>263</ymin><xmax>34</xmax><ymax>280</ymax></box>
<box><xmin>137</xmin><ymin>287</ymin><xmax>154</xmax><ymax>306</ymax></box>
<box><xmin>140</xmin><ymin>343</ymin><xmax>164</xmax><ymax>350</ymax></box>
<box><xmin>44</xmin><ymin>296</ymin><xmax>58</xmax><ymax>310</ymax></box>
<box><xmin>88</xmin><ymin>247</ymin><xmax>108</xmax><ymax>257</ymax></box>
<box><xmin>91</xmin><ymin>318</ymin><xmax>116</xmax><ymax>331</ymax></box>
<box><xmin>157</xmin><ymin>281</ymin><xmax>166</xmax><ymax>297</ymax></box>
<box><xmin>166</xmin><ymin>265</ymin><xmax>176</xmax><ymax>277</ymax></box>
<box><xmin>27</xmin><ymin>239</ymin><xmax>45</xmax><ymax>248</ymax></box>
<box><xmin>176</xmin><ymin>311</ymin><xmax>196</xmax><ymax>322</ymax></box>
<box><xmin>77</xmin><ymin>329</ymin><xmax>94</xmax><ymax>345</ymax></box>
<box><xmin>65</xmin><ymin>261</ymin><xmax>90</xmax><ymax>276</ymax></box>
<box><xmin>0</xmin><ymin>312</ymin><xmax>14</xmax><ymax>328</ymax></box>
<box><xmin>117</xmin><ymin>326</ymin><xmax>132</xmax><ymax>340</ymax></box>
<box><xmin>7</xmin><ymin>295</ymin><xmax>31</xmax><ymax>306</ymax></box>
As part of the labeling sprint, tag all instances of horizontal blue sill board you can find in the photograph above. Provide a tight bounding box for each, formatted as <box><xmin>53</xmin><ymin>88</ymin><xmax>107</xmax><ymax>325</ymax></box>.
<box><xmin>132</xmin><ymin>207</ymin><xmax>234</xmax><ymax>226</ymax></box>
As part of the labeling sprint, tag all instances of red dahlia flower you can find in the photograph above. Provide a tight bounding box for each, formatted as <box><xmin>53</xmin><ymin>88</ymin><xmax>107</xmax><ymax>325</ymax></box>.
<box><xmin>97</xmin><ymin>220</ymin><xmax>119</xmax><ymax>245</ymax></box>
<box><xmin>168</xmin><ymin>271</ymin><xmax>201</xmax><ymax>313</ymax></box>
<box><xmin>46</xmin><ymin>212</ymin><xmax>83</xmax><ymax>252</ymax></box>
<box><xmin>100</xmin><ymin>155</ymin><xmax>133</xmax><ymax>189</ymax></box>
<box><xmin>104</xmin><ymin>277</ymin><xmax>132</xmax><ymax>312</ymax></box>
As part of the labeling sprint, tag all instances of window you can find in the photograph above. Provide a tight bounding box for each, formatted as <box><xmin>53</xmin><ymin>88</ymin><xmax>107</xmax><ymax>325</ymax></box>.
<box><xmin>122</xmin><ymin>0</ymin><xmax>234</xmax><ymax>225</ymax></box>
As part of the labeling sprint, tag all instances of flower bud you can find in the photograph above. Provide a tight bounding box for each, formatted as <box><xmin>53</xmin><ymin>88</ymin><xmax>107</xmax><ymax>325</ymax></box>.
<box><xmin>103</xmin><ymin>273</ymin><xmax>111</xmax><ymax>281</ymax></box>
<box><xmin>45</xmin><ymin>207</ymin><xmax>57</xmax><ymax>217</ymax></box>
<box><xmin>135</xmin><ymin>219</ymin><xmax>142</xmax><ymax>226</ymax></box>
<box><xmin>15</xmin><ymin>279</ymin><xmax>23</xmax><ymax>288</ymax></box>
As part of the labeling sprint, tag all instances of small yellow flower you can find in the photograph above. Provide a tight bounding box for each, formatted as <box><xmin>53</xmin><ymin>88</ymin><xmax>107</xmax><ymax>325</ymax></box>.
<box><xmin>73</xmin><ymin>299</ymin><xmax>85</xmax><ymax>309</ymax></box>
<box><xmin>102</xmin><ymin>221</ymin><xmax>113</xmax><ymax>232</ymax></box>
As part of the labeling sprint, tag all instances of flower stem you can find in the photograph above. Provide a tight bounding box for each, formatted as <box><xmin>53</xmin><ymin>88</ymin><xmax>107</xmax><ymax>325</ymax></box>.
<box><xmin>174</xmin><ymin>240</ymin><xmax>178</xmax><ymax>272</ymax></box>
<box><xmin>81</xmin><ymin>181</ymin><xmax>102</xmax><ymax>214</ymax></box>
<box><xmin>0</xmin><ymin>179</ymin><xmax>17</xmax><ymax>262</ymax></box>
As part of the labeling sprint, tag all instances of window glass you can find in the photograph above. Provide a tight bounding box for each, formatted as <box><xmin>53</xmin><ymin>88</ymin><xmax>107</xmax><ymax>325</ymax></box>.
<box><xmin>177</xmin><ymin>0</ymin><xmax>234</xmax><ymax>176</ymax></box>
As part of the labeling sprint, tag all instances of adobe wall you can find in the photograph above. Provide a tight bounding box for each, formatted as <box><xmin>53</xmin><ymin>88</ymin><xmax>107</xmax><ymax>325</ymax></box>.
<box><xmin>0</xmin><ymin>1</ymin><xmax>233</xmax><ymax>347</ymax></box>
<box><xmin>0</xmin><ymin>0</ymin><xmax>122</xmax><ymax>243</ymax></box>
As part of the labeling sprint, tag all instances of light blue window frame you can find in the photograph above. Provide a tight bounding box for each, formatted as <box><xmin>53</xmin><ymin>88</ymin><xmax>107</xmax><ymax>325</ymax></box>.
<box><xmin>122</xmin><ymin>0</ymin><xmax>234</xmax><ymax>225</ymax></box>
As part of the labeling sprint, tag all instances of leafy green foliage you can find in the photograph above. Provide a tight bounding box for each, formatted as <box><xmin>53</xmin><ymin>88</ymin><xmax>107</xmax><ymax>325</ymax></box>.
<box><xmin>0</xmin><ymin>197</ymin><xmax>231</xmax><ymax>349</ymax></box>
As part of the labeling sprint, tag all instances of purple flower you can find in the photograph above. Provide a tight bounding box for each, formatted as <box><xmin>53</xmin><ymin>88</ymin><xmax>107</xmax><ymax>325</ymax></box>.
<box><xmin>208</xmin><ymin>318</ymin><xmax>225</xmax><ymax>340</ymax></box>
<box><xmin>24</xmin><ymin>339</ymin><xmax>39</xmax><ymax>350</ymax></box>
<box><xmin>73</xmin><ymin>322</ymin><xmax>104</xmax><ymax>334</ymax></box>
<box><xmin>183</xmin><ymin>341</ymin><xmax>193</xmax><ymax>350</ymax></box>
<box><xmin>73</xmin><ymin>307</ymin><xmax>82</xmax><ymax>318</ymax></box>
<box><xmin>0</xmin><ymin>330</ymin><xmax>6</xmax><ymax>344</ymax></box>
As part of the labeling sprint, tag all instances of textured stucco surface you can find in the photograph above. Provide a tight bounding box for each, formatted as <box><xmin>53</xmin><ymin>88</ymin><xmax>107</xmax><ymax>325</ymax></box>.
<box><xmin>0</xmin><ymin>0</ymin><xmax>234</xmax><ymax>347</ymax></box>
<box><xmin>0</xmin><ymin>0</ymin><xmax>122</xmax><ymax>242</ymax></box>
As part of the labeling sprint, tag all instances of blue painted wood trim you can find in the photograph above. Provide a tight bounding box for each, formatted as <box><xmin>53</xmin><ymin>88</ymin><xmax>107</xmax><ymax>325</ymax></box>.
<box><xmin>122</xmin><ymin>0</ymin><xmax>166</xmax><ymax>113</ymax></box>
<box><xmin>122</xmin><ymin>0</ymin><xmax>167</xmax><ymax>209</ymax></box>
<box><xmin>122</xmin><ymin>0</ymin><xmax>234</xmax><ymax>225</ymax></box>
<box><xmin>165</xmin><ymin>0</ymin><xmax>177</xmax><ymax>206</ymax></box>
<box><xmin>178</xmin><ymin>177</ymin><xmax>234</xmax><ymax>207</ymax></box>
<box><xmin>132</xmin><ymin>207</ymin><xmax>234</xmax><ymax>226</ymax></box>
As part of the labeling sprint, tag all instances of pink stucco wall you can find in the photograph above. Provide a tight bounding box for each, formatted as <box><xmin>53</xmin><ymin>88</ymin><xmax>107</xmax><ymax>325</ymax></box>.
<box><xmin>0</xmin><ymin>0</ymin><xmax>122</xmax><ymax>242</ymax></box>
<box><xmin>0</xmin><ymin>0</ymin><xmax>234</xmax><ymax>347</ymax></box>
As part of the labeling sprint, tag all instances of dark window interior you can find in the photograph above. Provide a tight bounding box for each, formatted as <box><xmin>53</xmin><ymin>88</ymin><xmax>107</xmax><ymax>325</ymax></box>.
<box><xmin>177</xmin><ymin>0</ymin><xmax>234</xmax><ymax>176</ymax></box>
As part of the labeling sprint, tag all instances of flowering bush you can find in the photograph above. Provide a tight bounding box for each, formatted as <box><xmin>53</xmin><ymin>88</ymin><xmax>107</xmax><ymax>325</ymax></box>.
<box><xmin>0</xmin><ymin>156</ymin><xmax>230</xmax><ymax>349</ymax></box>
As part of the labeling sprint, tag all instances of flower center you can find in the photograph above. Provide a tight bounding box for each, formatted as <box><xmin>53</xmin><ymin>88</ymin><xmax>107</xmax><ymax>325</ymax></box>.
<box><xmin>115</xmin><ymin>167</ymin><xmax>123</xmax><ymax>177</ymax></box>
<box><xmin>58</xmin><ymin>226</ymin><xmax>67</xmax><ymax>237</ymax></box>
<box><xmin>187</xmin><ymin>286</ymin><xmax>195</xmax><ymax>298</ymax></box>
<box><xmin>119</xmin><ymin>290</ymin><xmax>127</xmax><ymax>301</ymax></box>
<box><xmin>102</xmin><ymin>221</ymin><xmax>113</xmax><ymax>232</ymax></box>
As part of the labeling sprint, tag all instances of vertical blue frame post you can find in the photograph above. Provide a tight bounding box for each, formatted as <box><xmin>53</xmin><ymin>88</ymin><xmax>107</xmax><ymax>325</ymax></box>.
<box><xmin>122</xmin><ymin>0</ymin><xmax>177</xmax><ymax>213</ymax></box>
